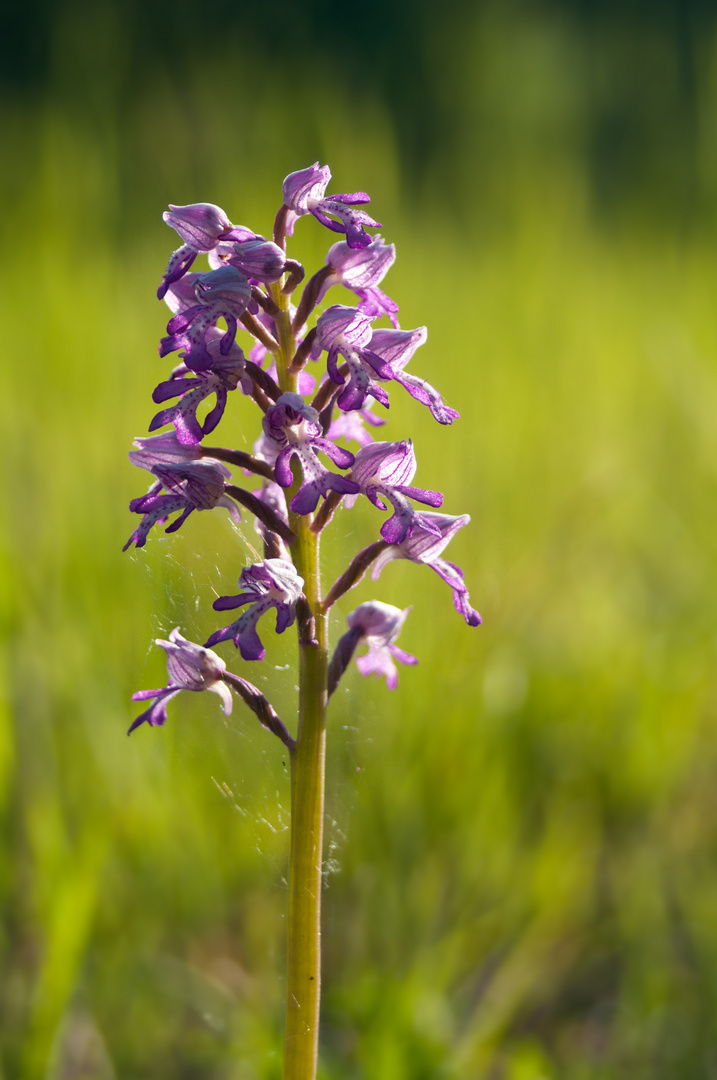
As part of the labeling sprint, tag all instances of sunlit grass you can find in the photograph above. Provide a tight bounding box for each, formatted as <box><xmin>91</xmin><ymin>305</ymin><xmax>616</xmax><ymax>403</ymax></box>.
<box><xmin>3</xmin><ymin>72</ymin><xmax>717</xmax><ymax>1078</ymax></box>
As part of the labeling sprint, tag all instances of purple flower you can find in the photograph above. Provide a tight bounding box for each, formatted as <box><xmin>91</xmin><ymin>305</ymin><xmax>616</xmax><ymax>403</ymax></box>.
<box><xmin>124</xmin><ymin>458</ymin><xmax>242</xmax><ymax>550</ymax></box>
<box><xmin>149</xmin><ymin>340</ymin><xmax>250</xmax><ymax>446</ymax></box>
<box><xmin>369</xmin><ymin>327</ymin><xmax>459</xmax><ymax>425</ymax></box>
<box><xmin>349</xmin><ymin>440</ymin><xmax>443</xmax><ymax>543</ymax></box>
<box><xmin>311</xmin><ymin>306</ymin><xmax>394</xmax><ymax>413</ymax></box>
<box><xmin>282</xmin><ymin>163</ymin><xmax>381</xmax><ymax>250</ymax></box>
<box><xmin>129</xmin><ymin>629</ymin><xmax>233</xmax><ymax>733</ymax></box>
<box><xmin>347</xmin><ymin>601</ymin><xmax>418</xmax><ymax>689</ymax></box>
<box><xmin>158</xmin><ymin>202</ymin><xmax>238</xmax><ymax>299</ymax></box>
<box><xmin>262</xmin><ymin>392</ymin><xmax>360</xmax><ymax>515</ymax></box>
<box><xmin>371</xmin><ymin>513</ymin><xmax>482</xmax><ymax>626</ymax></box>
<box><xmin>159</xmin><ymin>266</ymin><xmax>252</xmax><ymax>372</ymax></box>
<box><xmin>318</xmin><ymin>237</ymin><xmax>399</xmax><ymax>326</ymax></box>
<box><xmin>207</xmin><ymin>559</ymin><xmax>305</xmax><ymax>660</ymax></box>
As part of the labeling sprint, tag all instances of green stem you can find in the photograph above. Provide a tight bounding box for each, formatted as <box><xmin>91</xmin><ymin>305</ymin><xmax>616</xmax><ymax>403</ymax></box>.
<box><xmin>268</xmin><ymin>281</ymin><xmax>328</xmax><ymax>1080</ymax></box>
<box><xmin>283</xmin><ymin>522</ymin><xmax>327</xmax><ymax>1080</ymax></box>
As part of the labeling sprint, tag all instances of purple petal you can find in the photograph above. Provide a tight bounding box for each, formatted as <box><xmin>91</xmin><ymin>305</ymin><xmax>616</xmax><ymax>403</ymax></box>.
<box><xmin>329</xmin><ymin>192</ymin><xmax>372</xmax><ymax>204</ymax></box>
<box><xmin>388</xmin><ymin>644</ymin><xmax>419</xmax><ymax>665</ymax></box>
<box><xmin>355</xmin><ymin>648</ymin><xmax>399</xmax><ymax>689</ymax></box>
<box><xmin>164</xmin><ymin>505</ymin><xmax>194</xmax><ymax>534</ymax></box>
<box><xmin>357</xmin><ymin>348</ymin><xmax>394</xmax><ymax>381</ymax></box>
<box><xmin>152</xmin><ymin>377</ymin><xmax>201</xmax><ymax>404</ymax></box>
<box><xmin>213</xmin><ymin>592</ymin><xmax>255</xmax><ymax>612</ymax></box>
<box><xmin>289</xmin><ymin>482</ymin><xmax>323</xmax><ymax>515</ymax></box>
<box><xmin>312</xmin><ymin>437</ymin><xmax>355</xmax><ymax>469</ymax></box>
<box><xmin>128</xmin><ymin>688</ymin><xmax>180</xmax><ymax>733</ymax></box>
<box><xmin>453</xmin><ymin>588</ymin><xmax>482</xmax><ymax>627</ymax></box>
<box><xmin>380</xmin><ymin>514</ymin><xmax>410</xmax><ymax>544</ymax></box>
<box><xmin>394</xmin><ymin>484</ymin><xmax>443</xmax><ymax>509</ymax></box>
<box><xmin>201</xmin><ymin>390</ymin><xmax>227</xmax><ymax>436</ymax></box>
<box><xmin>236</xmin><ymin>624</ymin><xmax>265</xmax><ymax>660</ymax></box>
<box><xmin>275</xmin><ymin>605</ymin><xmax>295</xmax><ymax>635</ymax></box>
<box><xmin>131</xmin><ymin>687</ymin><xmax>167</xmax><ymax>701</ymax></box>
<box><xmin>274</xmin><ymin>447</ymin><xmax>295</xmax><ymax>488</ymax></box>
<box><xmin>393</xmin><ymin>371</ymin><xmax>459</xmax><ymax>425</ymax></box>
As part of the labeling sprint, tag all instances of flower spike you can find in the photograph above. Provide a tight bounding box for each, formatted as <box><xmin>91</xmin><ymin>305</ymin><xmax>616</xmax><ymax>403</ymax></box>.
<box><xmin>126</xmin><ymin>165</ymin><xmax>484</xmax><ymax>1080</ymax></box>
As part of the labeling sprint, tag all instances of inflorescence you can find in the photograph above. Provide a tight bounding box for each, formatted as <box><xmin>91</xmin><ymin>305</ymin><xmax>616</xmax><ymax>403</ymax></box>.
<box><xmin>127</xmin><ymin>163</ymin><xmax>481</xmax><ymax>734</ymax></box>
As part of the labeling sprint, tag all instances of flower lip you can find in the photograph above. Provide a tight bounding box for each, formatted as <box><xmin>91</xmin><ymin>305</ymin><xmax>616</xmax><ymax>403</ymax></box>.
<box><xmin>320</xmin><ymin>238</ymin><xmax>399</xmax><ymax>326</ymax></box>
<box><xmin>349</xmin><ymin>441</ymin><xmax>443</xmax><ymax>543</ymax></box>
<box><xmin>160</xmin><ymin>267</ymin><xmax>252</xmax><ymax>372</ymax></box>
<box><xmin>123</xmin><ymin>457</ymin><xmax>242</xmax><ymax>550</ymax></box>
<box><xmin>148</xmin><ymin>339</ymin><xmax>249</xmax><ymax>447</ymax></box>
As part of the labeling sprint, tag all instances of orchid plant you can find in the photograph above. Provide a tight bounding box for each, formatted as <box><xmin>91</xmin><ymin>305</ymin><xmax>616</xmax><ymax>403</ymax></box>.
<box><xmin>125</xmin><ymin>164</ymin><xmax>481</xmax><ymax>1080</ymax></box>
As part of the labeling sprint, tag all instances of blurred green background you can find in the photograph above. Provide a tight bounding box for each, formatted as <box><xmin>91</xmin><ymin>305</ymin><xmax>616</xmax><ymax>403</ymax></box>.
<box><xmin>3</xmin><ymin>0</ymin><xmax>717</xmax><ymax>1075</ymax></box>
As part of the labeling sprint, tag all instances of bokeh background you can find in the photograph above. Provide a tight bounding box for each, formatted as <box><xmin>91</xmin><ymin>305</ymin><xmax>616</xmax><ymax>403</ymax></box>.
<box><xmin>3</xmin><ymin>0</ymin><xmax>717</xmax><ymax>1076</ymax></box>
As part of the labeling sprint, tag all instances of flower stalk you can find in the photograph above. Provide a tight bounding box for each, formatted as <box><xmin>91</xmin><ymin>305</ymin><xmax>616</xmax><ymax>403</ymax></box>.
<box><xmin>283</xmin><ymin>519</ymin><xmax>327</xmax><ymax>1080</ymax></box>
<box><xmin>273</xmin><ymin>279</ymin><xmax>328</xmax><ymax>1079</ymax></box>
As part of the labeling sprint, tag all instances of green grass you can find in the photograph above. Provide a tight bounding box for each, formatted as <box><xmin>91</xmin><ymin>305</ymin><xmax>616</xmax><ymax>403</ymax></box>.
<box><xmin>3</xmin><ymin>73</ymin><xmax>717</xmax><ymax>1078</ymax></box>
